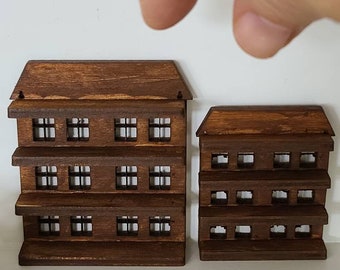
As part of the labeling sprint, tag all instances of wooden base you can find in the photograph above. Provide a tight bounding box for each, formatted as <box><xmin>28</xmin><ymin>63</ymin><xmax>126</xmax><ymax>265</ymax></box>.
<box><xmin>199</xmin><ymin>239</ymin><xmax>327</xmax><ymax>261</ymax></box>
<box><xmin>19</xmin><ymin>241</ymin><xmax>185</xmax><ymax>266</ymax></box>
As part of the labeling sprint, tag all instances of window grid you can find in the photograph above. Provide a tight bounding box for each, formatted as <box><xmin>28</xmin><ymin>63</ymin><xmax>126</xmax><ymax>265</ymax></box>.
<box><xmin>300</xmin><ymin>152</ymin><xmax>317</xmax><ymax>168</ymax></box>
<box><xmin>236</xmin><ymin>191</ymin><xmax>253</xmax><ymax>204</ymax></box>
<box><xmin>210</xmin><ymin>225</ymin><xmax>227</xmax><ymax>240</ymax></box>
<box><xmin>38</xmin><ymin>216</ymin><xmax>60</xmax><ymax>236</ymax></box>
<box><xmin>211</xmin><ymin>191</ymin><xmax>228</xmax><ymax>205</ymax></box>
<box><xmin>237</xmin><ymin>152</ymin><xmax>255</xmax><ymax>168</ymax></box>
<box><xmin>272</xmin><ymin>190</ymin><xmax>289</xmax><ymax>204</ymax></box>
<box><xmin>69</xmin><ymin>166</ymin><xmax>91</xmax><ymax>190</ymax></box>
<box><xmin>117</xmin><ymin>216</ymin><xmax>138</xmax><ymax>236</ymax></box>
<box><xmin>149</xmin><ymin>166</ymin><xmax>171</xmax><ymax>190</ymax></box>
<box><xmin>270</xmin><ymin>225</ymin><xmax>287</xmax><ymax>238</ymax></box>
<box><xmin>149</xmin><ymin>118</ymin><xmax>171</xmax><ymax>142</ymax></box>
<box><xmin>295</xmin><ymin>225</ymin><xmax>312</xmax><ymax>238</ymax></box>
<box><xmin>115</xmin><ymin>118</ymin><xmax>137</xmax><ymax>141</ymax></box>
<box><xmin>273</xmin><ymin>152</ymin><xmax>291</xmax><ymax>168</ymax></box>
<box><xmin>70</xmin><ymin>216</ymin><xmax>93</xmax><ymax>236</ymax></box>
<box><xmin>211</xmin><ymin>153</ymin><xmax>229</xmax><ymax>169</ymax></box>
<box><xmin>149</xmin><ymin>216</ymin><xmax>171</xmax><ymax>236</ymax></box>
<box><xmin>35</xmin><ymin>166</ymin><xmax>58</xmax><ymax>190</ymax></box>
<box><xmin>116</xmin><ymin>166</ymin><xmax>138</xmax><ymax>190</ymax></box>
<box><xmin>235</xmin><ymin>225</ymin><xmax>252</xmax><ymax>239</ymax></box>
<box><xmin>67</xmin><ymin>118</ymin><xmax>89</xmax><ymax>141</ymax></box>
<box><xmin>32</xmin><ymin>118</ymin><xmax>55</xmax><ymax>141</ymax></box>
<box><xmin>297</xmin><ymin>190</ymin><xmax>314</xmax><ymax>203</ymax></box>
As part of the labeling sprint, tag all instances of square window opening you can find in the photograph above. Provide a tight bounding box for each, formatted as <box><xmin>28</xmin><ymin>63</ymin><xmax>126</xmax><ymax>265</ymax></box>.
<box><xmin>117</xmin><ymin>216</ymin><xmax>138</xmax><ymax>236</ymax></box>
<box><xmin>67</xmin><ymin>118</ymin><xmax>89</xmax><ymax>141</ymax></box>
<box><xmin>237</xmin><ymin>152</ymin><xmax>255</xmax><ymax>168</ymax></box>
<box><xmin>300</xmin><ymin>152</ymin><xmax>317</xmax><ymax>168</ymax></box>
<box><xmin>71</xmin><ymin>216</ymin><xmax>92</xmax><ymax>236</ymax></box>
<box><xmin>274</xmin><ymin>152</ymin><xmax>291</xmax><ymax>168</ymax></box>
<box><xmin>211</xmin><ymin>191</ymin><xmax>228</xmax><ymax>205</ymax></box>
<box><xmin>295</xmin><ymin>225</ymin><xmax>311</xmax><ymax>238</ymax></box>
<box><xmin>115</xmin><ymin>118</ymin><xmax>137</xmax><ymax>141</ymax></box>
<box><xmin>210</xmin><ymin>226</ymin><xmax>227</xmax><ymax>240</ymax></box>
<box><xmin>236</xmin><ymin>191</ymin><xmax>253</xmax><ymax>204</ymax></box>
<box><xmin>270</xmin><ymin>225</ymin><xmax>287</xmax><ymax>238</ymax></box>
<box><xmin>116</xmin><ymin>166</ymin><xmax>138</xmax><ymax>190</ymax></box>
<box><xmin>211</xmin><ymin>153</ymin><xmax>228</xmax><ymax>169</ymax></box>
<box><xmin>38</xmin><ymin>216</ymin><xmax>60</xmax><ymax>236</ymax></box>
<box><xmin>297</xmin><ymin>190</ymin><xmax>314</xmax><ymax>203</ymax></box>
<box><xmin>272</xmin><ymin>190</ymin><xmax>289</xmax><ymax>204</ymax></box>
<box><xmin>149</xmin><ymin>166</ymin><xmax>171</xmax><ymax>190</ymax></box>
<box><xmin>235</xmin><ymin>225</ymin><xmax>252</xmax><ymax>239</ymax></box>
<box><xmin>36</xmin><ymin>166</ymin><xmax>58</xmax><ymax>190</ymax></box>
<box><xmin>149</xmin><ymin>118</ymin><xmax>171</xmax><ymax>142</ymax></box>
<box><xmin>150</xmin><ymin>216</ymin><xmax>171</xmax><ymax>236</ymax></box>
<box><xmin>69</xmin><ymin>166</ymin><xmax>91</xmax><ymax>190</ymax></box>
<box><xmin>33</xmin><ymin>118</ymin><xmax>55</xmax><ymax>141</ymax></box>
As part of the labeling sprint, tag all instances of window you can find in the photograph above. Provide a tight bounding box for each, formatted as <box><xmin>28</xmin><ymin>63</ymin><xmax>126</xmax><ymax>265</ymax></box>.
<box><xmin>71</xmin><ymin>216</ymin><xmax>92</xmax><ymax>236</ymax></box>
<box><xmin>35</xmin><ymin>166</ymin><xmax>58</xmax><ymax>190</ymax></box>
<box><xmin>117</xmin><ymin>216</ymin><xmax>138</xmax><ymax>236</ymax></box>
<box><xmin>236</xmin><ymin>191</ymin><xmax>253</xmax><ymax>204</ymax></box>
<box><xmin>115</xmin><ymin>118</ymin><xmax>137</xmax><ymax>141</ymax></box>
<box><xmin>69</xmin><ymin>166</ymin><xmax>91</xmax><ymax>190</ymax></box>
<box><xmin>300</xmin><ymin>152</ymin><xmax>317</xmax><ymax>168</ymax></box>
<box><xmin>211</xmin><ymin>153</ymin><xmax>228</xmax><ymax>169</ymax></box>
<box><xmin>149</xmin><ymin>118</ymin><xmax>171</xmax><ymax>142</ymax></box>
<box><xmin>149</xmin><ymin>216</ymin><xmax>171</xmax><ymax>236</ymax></box>
<box><xmin>116</xmin><ymin>166</ymin><xmax>138</xmax><ymax>190</ymax></box>
<box><xmin>210</xmin><ymin>226</ymin><xmax>227</xmax><ymax>240</ymax></box>
<box><xmin>235</xmin><ymin>225</ymin><xmax>252</xmax><ymax>239</ymax></box>
<box><xmin>149</xmin><ymin>166</ymin><xmax>171</xmax><ymax>190</ymax></box>
<box><xmin>270</xmin><ymin>225</ymin><xmax>287</xmax><ymax>238</ymax></box>
<box><xmin>295</xmin><ymin>225</ymin><xmax>311</xmax><ymax>238</ymax></box>
<box><xmin>273</xmin><ymin>152</ymin><xmax>291</xmax><ymax>168</ymax></box>
<box><xmin>67</xmin><ymin>118</ymin><xmax>89</xmax><ymax>141</ymax></box>
<box><xmin>297</xmin><ymin>190</ymin><xmax>314</xmax><ymax>203</ymax></box>
<box><xmin>237</xmin><ymin>152</ymin><xmax>255</xmax><ymax>168</ymax></box>
<box><xmin>272</xmin><ymin>190</ymin><xmax>289</xmax><ymax>204</ymax></box>
<box><xmin>211</xmin><ymin>191</ymin><xmax>228</xmax><ymax>205</ymax></box>
<box><xmin>32</xmin><ymin>118</ymin><xmax>55</xmax><ymax>141</ymax></box>
<box><xmin>38</xmin><ymin>216</ymin><xmax>60</xmax><ymax>236</ymax></box>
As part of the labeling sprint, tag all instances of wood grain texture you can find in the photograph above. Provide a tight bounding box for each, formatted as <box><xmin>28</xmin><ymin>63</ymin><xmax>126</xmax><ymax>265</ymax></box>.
<box><xmin>10</xmin><ymin>60</ymin><xmax>193</xmax><ymax>100</ymax></box>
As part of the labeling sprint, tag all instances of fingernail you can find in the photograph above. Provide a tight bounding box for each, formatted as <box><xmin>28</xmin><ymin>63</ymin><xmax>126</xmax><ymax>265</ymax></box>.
<box><xmin>234</xmin><ymin>12</ymin><xmax>293</xmax><ymax>58</ymax></box>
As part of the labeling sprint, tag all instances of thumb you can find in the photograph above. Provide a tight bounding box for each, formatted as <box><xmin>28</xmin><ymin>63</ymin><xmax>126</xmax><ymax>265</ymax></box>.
<box><xmin>233</xmin><ymin>0</ymin><xmax>338</xmax><ymax>58</ymax></box>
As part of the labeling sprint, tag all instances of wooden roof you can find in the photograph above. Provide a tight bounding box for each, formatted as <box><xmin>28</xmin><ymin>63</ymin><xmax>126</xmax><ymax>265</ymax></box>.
<box><xmin>10</xmin><ymin>60</ymin><xmax>192</xmax><ymax>100</ymax></box>
<box><xmin>196</xmin><ymin>106</ymin><xmax>335</xmax><ymax>136</ymax></box>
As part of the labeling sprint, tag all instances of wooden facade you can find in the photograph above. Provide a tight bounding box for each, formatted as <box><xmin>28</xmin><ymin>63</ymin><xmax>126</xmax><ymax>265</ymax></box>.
<box><xmin>8</xmin><ymin>60</ymin><xmax>192</xmax><ymax>266</ymax></box>
<box><xmin>196</xmin><ymin>106</ymin><xmax>334</xmax><ymax>260</ymax></box>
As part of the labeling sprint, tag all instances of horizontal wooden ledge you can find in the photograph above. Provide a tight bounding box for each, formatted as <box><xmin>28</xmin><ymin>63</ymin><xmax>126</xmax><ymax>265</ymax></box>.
<box><xmin>199</xmin><ymin>170</ymin><xmax>331</xmax><ymax>188</ymax></box>
<box><xmin>199</xmin><ymin>239</ymin><xmax>327</xmax><ymax>260</ymax></box>
<box><xmin>8</xmin><ymin>99</ymin><xmax>185</xmax><ymax>118</ymax></box>
<box><xmin>19</xmin><ymin>240</ymin><xmax>185</xmax><ymax>266</ymax></box>
<box><xmin>16</xmin><ymin>193</ymin><xmax>185</xmax><ymax>216</ymax></box>
<box><xmin>200</xmin><ymin>205</ymin><xmax>327</xmax><ymax>224</ymax></box>
<box><xmin>12</xmin><ymin>146</ymin><xmax>185</xmax><ymax>166</ymax></box>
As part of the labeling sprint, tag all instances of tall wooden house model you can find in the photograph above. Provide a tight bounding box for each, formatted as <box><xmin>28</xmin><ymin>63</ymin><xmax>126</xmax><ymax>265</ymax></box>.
<box><xmin>197</xmin><ymin>106</ymin><xmax>334</xmax><ymax>260</ymax></box>
<box><xmin>8</xmin><ymin>60</ymin><xmax>192</xmax><ymax>266</ymax></box>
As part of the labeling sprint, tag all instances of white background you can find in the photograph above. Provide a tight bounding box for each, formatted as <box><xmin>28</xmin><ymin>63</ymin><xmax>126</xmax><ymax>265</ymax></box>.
<box><xmin>1</xmin><ymin>0</ymin><xmax>340</xmax><ymax>268</ymax></box>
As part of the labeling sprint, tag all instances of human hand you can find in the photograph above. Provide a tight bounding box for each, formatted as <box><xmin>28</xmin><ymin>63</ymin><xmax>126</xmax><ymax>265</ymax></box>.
<box><xmin>139</xmin><ymin>0</ymin><xmax>340</xmax><ymax>58</ymax></box>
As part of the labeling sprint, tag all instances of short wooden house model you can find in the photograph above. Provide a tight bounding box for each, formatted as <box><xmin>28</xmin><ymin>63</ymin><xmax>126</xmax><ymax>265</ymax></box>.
<box><xmin>8</xmin><ymin>60</ymin><xmax>192</xmax><ymax>266</ymax></box>
<box><xmin>197</xmin><ymin>106</ymin><xmax>334</xmax><ymax>260</ymax></box>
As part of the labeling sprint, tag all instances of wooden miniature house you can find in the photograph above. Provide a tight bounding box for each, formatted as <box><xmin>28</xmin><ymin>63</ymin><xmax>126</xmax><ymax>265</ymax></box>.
<box><xmin>8</xmin><ymin>60</ymin><xmax>192</xmax><ymax>266</ymax></box>
<box><xmin>196</xmin><ymin>106</ymin><xmax>334</xmax><ymax>260</ymax></box>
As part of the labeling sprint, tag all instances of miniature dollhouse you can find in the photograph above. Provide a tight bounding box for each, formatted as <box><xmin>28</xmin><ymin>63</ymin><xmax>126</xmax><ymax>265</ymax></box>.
<box><xmin>8</xmin><ymin>60</ymin><xmax>192</xmax><ymax>266</ymax></box>
<box><xmin>197</xmin><ymin>106</ymin><xmax>334</xmax><ymax>260</ymax></box>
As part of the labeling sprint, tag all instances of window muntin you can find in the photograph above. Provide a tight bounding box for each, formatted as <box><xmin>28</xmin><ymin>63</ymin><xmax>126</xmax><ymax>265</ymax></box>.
<box><xmin>117</xmin><ymin>216</ymin><xmax>138</xmax><ymax>236</ymax></box>
<box><xmin>211</xmin><ymin>191</ymin><xmax>228</xmax><ymax>205</ymax></box>
<box><xmin>149</xmin><ymin>118</ymin><xmax>171</xmax><ymax>142</ymax></box>
<box><xmin>237</xmin><ymin>152</ymin><xmax>255</xmax><ymax>168</ymax></box>
<box><xmin>295</xmin><ymin>225</ymin><xmax>311</xmax><ymax>238</ymax></box>
<box><xmin>38</xmin><ymin>216</ymin><xmax>60</xmax><ymax>236</ymax></box>
<box><xmin>36</xmin><ymin>166</ymin><xmax>58</xmax><ymax>190</ymax></box>
<box><xmin>211</xmin><ymin>153</ymin><xmax>228</xmax><ymax>169</ymax></box>
<box><xmin>272</xmin><ymin>190</ymin><xmax>289</xmax><ymax>204</ymax></box>
<box><xmin>235</xmin><ymin>225</ymin><xmax>252</xmax><ymax>239</ymax></box>
<box><xmin>236</xmin><ymin>191</ymin><xmax>253</xmax><ymax>204</ymax></box>
<box><xmin>33</xmin><ymin>118</ymin><xmax>55</xmax><ymax>141</ymax></box>
<box><xmin>300</xmin><ymin>152</ymin><xmax>317</xmax><ymax>168</ymax></box>
<box><xmin>297</xmin><ymin>190</ymin><xmax>314</xmax><ymax>203</ymax></box>
<box><xmin>149</xmin><ymin>166</ymin><xmax>171</xmax><ymax>190</ymax></box>
<box><xmin>116</xmin><ymin>166</ymin><xmax>138</xmax><ymax>190</ymax></box>
<box><xmin>66</xmin><ymin>118</ymin><xmax>89</xmax><ymax>141</ymax></box>
<box><xmin>115</xmin><ymin>118</ymin><xmax>137</xmax><ymax>141</ymax></box>
<box><xmin>270</xmin><ymin>225</ymin><xmax>287</xmax><ymax>238</ymax></box>
<box><xmin>71</xmin><ymin>216</ymin><xmax>93</xmax><ymax>236</ymax></box>
<box><xmin>69</xmin><ymin>166</ymin><xmax>91</xmax><ymax>190</ymax></box>
<box><xmin>273</xmin><ymin>152</ymin><xmax>291</xmax><ymax>168</ymax></box>
<box><xmin>149</xmin><ymin>216</ymin><xmax>171</xmax><ymax>236</ymax></box>
<box><xmin>210</xmin><ymin>225</ymin><xmax>227</xmax><ymax>240</ymax></box>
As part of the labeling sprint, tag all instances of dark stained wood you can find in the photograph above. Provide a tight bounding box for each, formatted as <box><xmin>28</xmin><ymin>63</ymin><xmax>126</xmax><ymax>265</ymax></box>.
<box><xmin>196</xmin><ymin>106</ymin><xmax>334</xmax><ymax>136</ymax></box>
<box><xmin>199</xmin><ymin>239</ymin><xmax>327</xmax><ymax>260</ymax></box>
<box><xmin>10</xmin><ymin>60</ymin><xmax>193</xmax><ymax>100</ymax></box>
<box><xmin>19</xmin><ymin>241</ymin><xmax>185</xmax><ymax>266</ymax></box>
